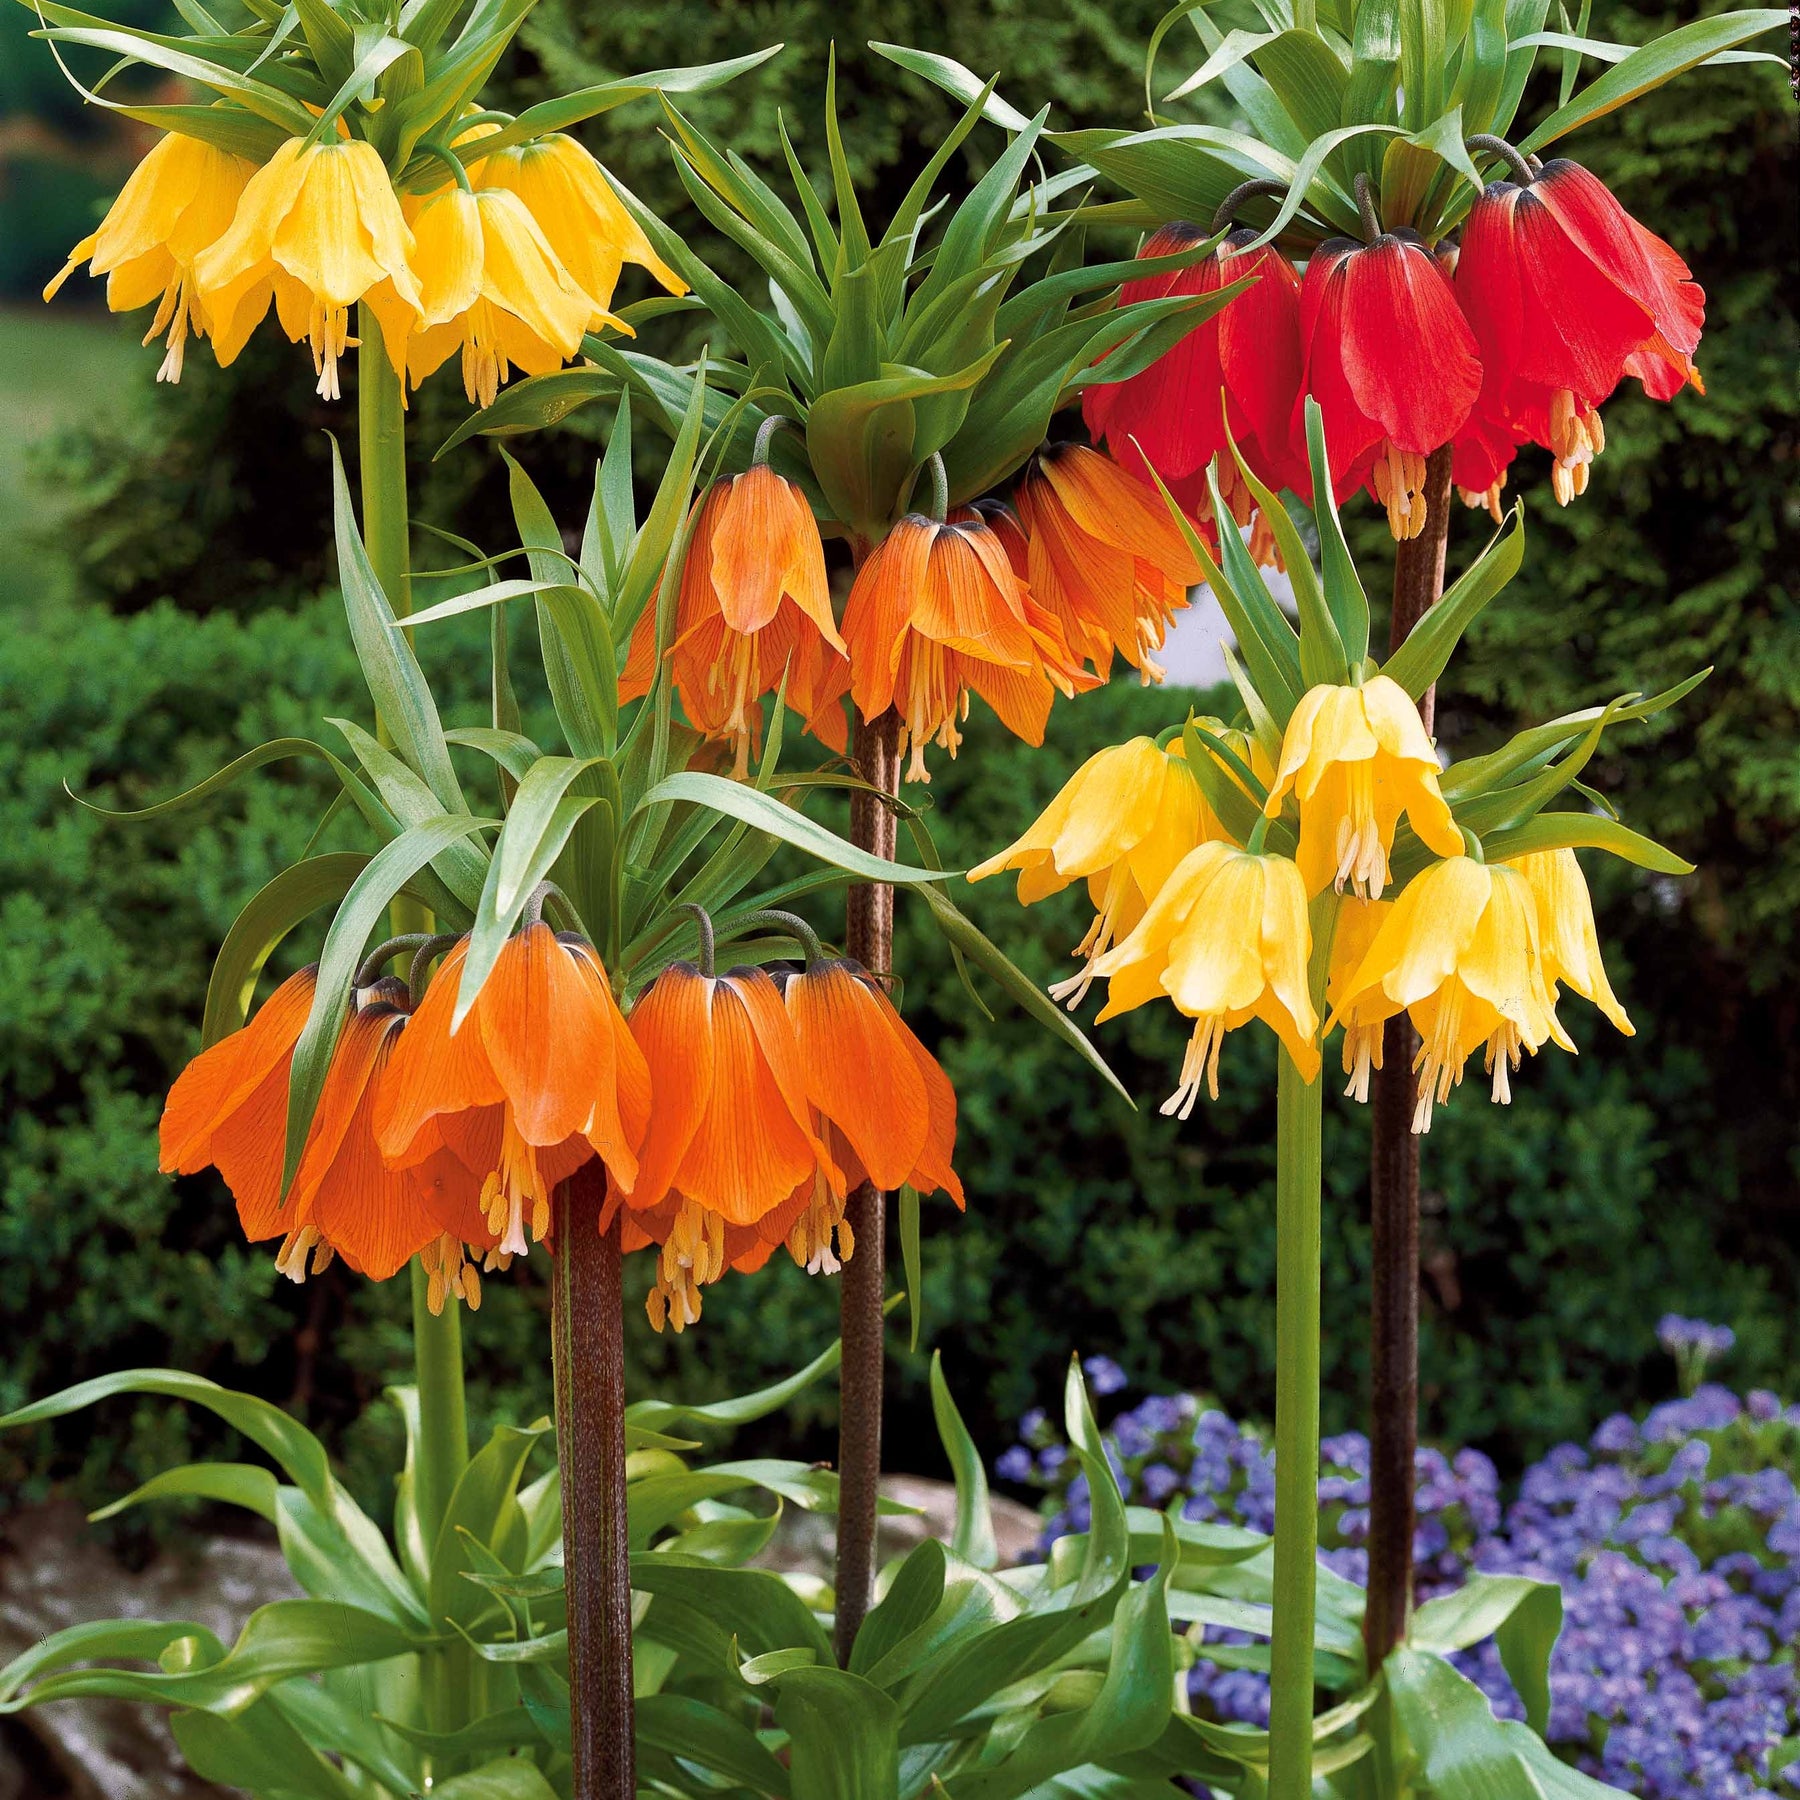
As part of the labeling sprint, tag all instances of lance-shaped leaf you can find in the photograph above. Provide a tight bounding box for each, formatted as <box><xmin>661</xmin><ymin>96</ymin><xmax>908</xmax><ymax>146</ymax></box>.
<box><xmin>919</xmin><ymin>886</ymin><xmax>1132</xmax><ymax>1105</ymax></box>
<box><xmin>638</xmin><ymin>1694</ymin><xmax>793</xmax><ymax>1796</ymax></box>
<box><xmin>330</xmin><ymin>441</ymin><xmax>464</xmax><ymax>813</ymax></box>
<box><xmin>931</xmin><ymin>1353</ymin><xmax>1000</xmax><ymax>1571</ymax></box>
<box><xmin>1410</xmin><ymin>1571</ymin><xmax>1563</xmax><ymax>1736</ymax></box>
<box><xmin>624</xmin><ymin>1318</ymin><xmax>869</xmax><ymax>1435</ymax></box>
<box><xmin>171</xmin><ymin>1691</ymin><xmax>363</xmax><ymax>1800</ymax></box>
<box><xmin>868</xmin><ymin>40</ymin><xmax>1035</xmax><ymax>132</ymax></box>
<box><xmin>282</xmin><ymin>814</ymin><xmax>496</xmax><ymax>1195</ymax></box>
<box><xmin>1479</xmin><ymin>813</ymin><xmax>1694</xmax><ymax>875</ymax></box>
<box><xmin>1521</xmin><ymin>9</ymin><xmax>1786</xmax><ymax>149</ymax></box>
<box><xmin>88</xmin><ymin>1461</ymin><xmax>279</xmax><ymax>1527</ymax></box>
<box><xmin>1383</xmin><ymin>505</ymin><xmax>1525</xmax><ymax>698</ymax></box>
<box><xmin>198</xmin><ymin>853</ymin><xmax>365</xmax><ymax>1045</ymax></box>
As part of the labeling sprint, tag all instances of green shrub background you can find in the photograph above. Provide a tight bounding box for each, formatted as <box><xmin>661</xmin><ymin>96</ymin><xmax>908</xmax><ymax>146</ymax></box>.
<box><xmin>0</xmin><ymin>0</ymin><xmax>1793</xmax><ymax>1531</ymax></box>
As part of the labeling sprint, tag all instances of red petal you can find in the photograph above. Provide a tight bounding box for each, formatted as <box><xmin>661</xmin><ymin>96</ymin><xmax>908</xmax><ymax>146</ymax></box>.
<box><xmin>1217</xmin><ymin>238</ymin><xmax>1306</xmax><ymax>488</ymax></box>
<box><xmin>1337</xmin><ymin>238</ymin><xmax>1480</xmax><ymax>453</ymax></box>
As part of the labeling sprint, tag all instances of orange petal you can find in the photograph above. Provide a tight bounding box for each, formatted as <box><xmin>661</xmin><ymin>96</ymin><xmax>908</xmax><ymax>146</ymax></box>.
<box><xmin>900</xmin><ymin>1020</ymin><xmax>964</xmax><ymax>1208</ymax></box>
<box><xmin>160</xmin><ymin>968</ymin><xmax>315</xmax><ymax>1173</ymax></box>
<box><xmin>674</xmin><ymin>971</ymin><xmax>822</xmax><ymax>1224</ymax></box>
<box><xmin>843</xmin><ymin>517</ymin><xmax>934</xmax><ymax>721</ymax></box>
<box><xmin>209</xmin><ymin>1058</ymin><xmax>300</xmax><ymax>1242</ymax></box>
<box><xmin>373</xmin><ymin>938</ymin><xmax>503</xmax><ymax>1165</ymax></box>
<box><xmin>307</xmin><ymin>1018</ymin><xmax>441</xmax><ymax>1279</ymax></box>
<box><xmin>625</xmin><ymin>964</ymin><xmax>714</xmax><ymax>1213</ymax></box>
<box><xmin>785</xmin><ymin>965</ymin><xmax>929</xmax><ymax>1191</ymax></box>
<box><xmin>567</xmin><ymin>939</ymin><xmax>651</xmax><ymax>1190</ymax></box>
<box><xmin>477</xmin><ymin>924</ymin><xmax>607</xmax><ymax>1148</ymax></box>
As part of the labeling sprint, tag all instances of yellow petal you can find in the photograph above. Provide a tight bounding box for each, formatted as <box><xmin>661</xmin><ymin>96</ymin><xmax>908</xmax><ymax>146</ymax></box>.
<box><xmin>411</xmin><ymin>189</ymin><xmax>484</xmax><ymax>325</ymax></box>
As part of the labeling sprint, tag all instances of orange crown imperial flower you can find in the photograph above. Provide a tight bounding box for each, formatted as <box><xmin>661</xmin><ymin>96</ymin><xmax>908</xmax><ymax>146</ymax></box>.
<box><xmin>1092</xmin><ymin>841</ymin><xmax>1319</xmax><ymax>1115</ymax></box>
<box><xmin>970</xmin><ymin>734</ymin><xmax>1223</xmax><ymax>1007</ymax></box>
<box><xmin>1265</xmin><ymin>676</ymin><xmax>1463</xmax><ymax>898</ymax></box>
<box><xmin>160</xmin><ymin>969</ymin><xmax>475</xmax><ymax>1288</ymax></box>
<box><xmin>1013</xmin><ymin>445</ymin><xmax>1201</xmax><ymax>683</ymax></box>
<box><xmin>193</xmin><ymin>137</ymin><xmax>423</xmax><ymax>400</ymax></box>
<box><xmin>374</xmin><ymin>925</ymin><xmax>650</xmax><ymax>1271</ymax></box>
<box><xmin>842</xmin><ymin>500</ymin><xmax>1091</xmax><ymax>783</ymax></box>
<box><xmin>621</xmin><ymin>947</ymin><xmax>840</xmax><ymax>1331</ymax></box>
<box><xmin>1329</xmin><ymin>854</ymin><xmax>1572</xmax><ymax>1133</ymax></box>
<box><xmin>781</xmin><ymin>955</ymin><xmax>962</xmax><ymax>1272</ymax></box>
<box><xmin>45</xmin><ymin>130</ymin><xmax>254</xmax><ymax>385</ymax></box>
<box><xmin>622</xmin><ymin>445</ymin><xmax>849</xmax><ymax>771</ymax></box>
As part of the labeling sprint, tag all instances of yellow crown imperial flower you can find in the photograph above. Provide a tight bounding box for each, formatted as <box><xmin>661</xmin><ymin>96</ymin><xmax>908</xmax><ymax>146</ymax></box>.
<box><xmin>1506</xmin><ymin>850</ymin><xmax>1634</xmax><ymax>1036</ymax></box>
<box><xmin>402</xmin><ymin>186</ymin><xmax>631</xmax><ymax>408</ymax></box>
<box><xmin>1325</xmin><ymin>895</ymin><xmax>1394</xmax><ymax>1102</ymax></box>
<box><xmin>472</xmin><ymin>135</ymin><xmax>687</xmax><ymax>320</ymax></box>
<box><xmin>1265</xmin><ymin>674</ymin><xmax>1463</xmax><ymax>898</ymax></box>
<box><xmin>44</xmin><ymin>131</ymin><xmax>254</xmax><ymax>384</ymax></box>
<box><xmin>969</xmin><ymin>736</ymin><xmax>1222</xmax><ymax>1008</ymax></box>
<box><xmin>1330</xmin><ymin>854</ymin><xmax>1572</xmax><ymax>1133</ymax></box>
<box><xmin>193</xmin><ymin>138</ymin><xmax>423</xmax><ymax>401</ymax></box>
<box><xmin>1091</xmin><ymin>841</ymin><xmax>1319</xmax><ymax>1116</ymax></box>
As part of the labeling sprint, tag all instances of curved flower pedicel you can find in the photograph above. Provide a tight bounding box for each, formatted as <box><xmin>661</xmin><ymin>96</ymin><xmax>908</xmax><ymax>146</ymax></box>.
<box><xmin>1013</xmin><ymin>444</ymin><xmax>1201</xmax><ymax>681</ymax></box>
<box><xmin>1092</xmin><ymin>841</ymin><xmax>1319</xmax><ymax>1116</ymax></box>
<box><xmin>968</xmin><ymin>734</ymin><xmax>1221</xmax><ymax>1004</ymax></box>
<box><xmin>193</xmin><ymin>137</ymin><xmax>424</xmax><ymax>400</ymax></box>
<box><xmin>374</xmin><ymin>926</ymin><xmax>650</xmax><ymax>1288</ymax></box>
<box><xmin>45</xmin><ymin>131</ymin><xmax>254</xmax><ymax>383</ymax></box>
<box><xmin>1264</xmin><ymin>676</ymin><xmax>1464</xmax><ymax>898</ymax></box>
<box><xmin>841</xmin><ymin>507</ymin><xmax>1089</xmax><ymax>782</ymax></box>
<box><xmin>160</xmin><ymin>969</ymin><xmax>472</xmax><ymax>1286</ymax></box>
<box><xmin>621</xmin><ymin>448</ymin><xmax>847</xmax><ymax>770</ymax></box>
<box><xmin>1297</xmin><ymin>227</ymin><xmax>1481</xmax><ymax>539</ymax></box>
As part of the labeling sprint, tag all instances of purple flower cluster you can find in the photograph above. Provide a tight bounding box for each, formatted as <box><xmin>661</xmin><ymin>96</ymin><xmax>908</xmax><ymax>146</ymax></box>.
<box><xmin>997</xmin><ymin>1346</ymin><xmax>1800</xmax><ymax>1798</ymax></box>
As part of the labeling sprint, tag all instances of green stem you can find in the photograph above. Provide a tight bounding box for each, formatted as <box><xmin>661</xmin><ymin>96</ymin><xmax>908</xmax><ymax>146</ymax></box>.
<box><xmin>1268</xmin><ymin>1047</ymin><xmax>1323</xmax><ymax>1800</ymax></box>
<box><xmin>1268</xmin><ymin>897</ymin><xmax>1337</xmax><ymax>1800</ymax></box>
<box><xmin>358</xmin><ymin>306</ymin><xmax>476</xmax><ymax>1752</ymax></box>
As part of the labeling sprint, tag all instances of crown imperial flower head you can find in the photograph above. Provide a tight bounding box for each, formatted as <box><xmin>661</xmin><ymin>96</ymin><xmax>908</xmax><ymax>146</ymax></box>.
<box><xmin>1330</xmin><ymin>854</ymin><xmax>1572</xmax><ymax>1131</ymax></box>
<box><xmin>45</xmin><ymin>130</ymin><xmax>254</xmax><ymax>384</ymax></box>
<box><xmin>1092</xmin><ymin>841</ymin><xmax>1319</xmax><ymax>1115</ymax></box>
<box><xmin>1297</xmin><ymin>233</ymin><xmax>1482</xmax><ymax>539</ymax></box>
<box><xmin>621</xmin><ymin>464</ymin><xmax>847</xmax><ymax>771</ymax></box>
<box><xmin>194</xmin><ymin>137</ymin><xmax>423</xmax><ymax>400</ymax></box>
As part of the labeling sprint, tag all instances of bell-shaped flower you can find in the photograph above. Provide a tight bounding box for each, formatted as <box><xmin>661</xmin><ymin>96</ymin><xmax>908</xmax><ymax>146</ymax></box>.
<box><xmin>1092</xmin><ymin>842</ymin><xmax>1319</xmax><ymax>1115</ymax></box>
<box><xmin>1326</xmin><ymin>896</ymin><xmax>1394</xmax><ymax>1102</ymax></box>
<box><xmin>194</xmin><ymin>137</ymin><xmax>423</xmax><ymax>400</ymax></box>
<box><xmin>1083</xmin><ymin>223</ymin><xmax>1305</xmax><ymax>512</ymax></box>
<box><xmin>1507</xmin><ymin>850</ymin><xmax>1634</xmax><ymax>1035</ymax></box>
<box><xmin>375</xmin><ymin>927</ymin><xmax>650</xmax><ymax>1264</ymax></box>
<box><xmin>622</xmin><ymin>962</ymin><xmax>839</xmax><ymax>1329</ymax></box>
<box><xmin>1265</xmin><ymin>676</ymin><xmax>1464</xmax><ymax>898</ymax></box>
<box><xmin>1013</xmin><ymin>445</ymin><xmax>1200</xmax><ymax>682</ymax></box>
<box><xmin>1329</xmin><ymin>855</ymin><xmax>1572</xmax><ymax>1132</ymax></box>
<box><xmin>1456</xmin><ymin>159</ymin><xmax>1703</xmax><ymax>505</ymax></box>
<box><xmin>783</xmin><ymin>959</ymin><xmax>962</xmax><ymax>1244</ymax></box>
<box><xmin>621</xmin><ymin>464</ymin><xmax>848</xmax><ymax>771</ymax></box>
<box><xmin>969</xmin><ymin>735</ymin><xmax>1221</xmax><ymax>1005</ymax></box>
<box><xmin>472</xmin><ymin>134</ymin><xmax>686</xmax><ymax>317</ymax></box>
<box><xmin>1297</xmin><ymin>234</ymin><xmax>1481</xmax><ymax>538</ymax></box>
<box><xmin>45</xmin><ymin>131</ymin><xmax>253</xmax><ymax>384</ymax></box>
<box><xmin>841</xmin><ymin>513</ymin><xmax>1090</xmax><ymax>782</ymax></box>
<box><xmin>403</xmin><ymin>185</ymin><xmax>626</xmax><ymax>407</ymax></box>
<box><xmin>161</xmin><ymin>971</ymin><xmax>475</xmax><ymax>1289</ymax></box>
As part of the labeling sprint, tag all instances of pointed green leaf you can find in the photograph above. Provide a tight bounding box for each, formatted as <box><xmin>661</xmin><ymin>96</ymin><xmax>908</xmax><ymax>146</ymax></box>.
<box><xmin>930</xmin><ymin>1352</ymin><xmax>1000</xmax><ymax>1571</ymax></box>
